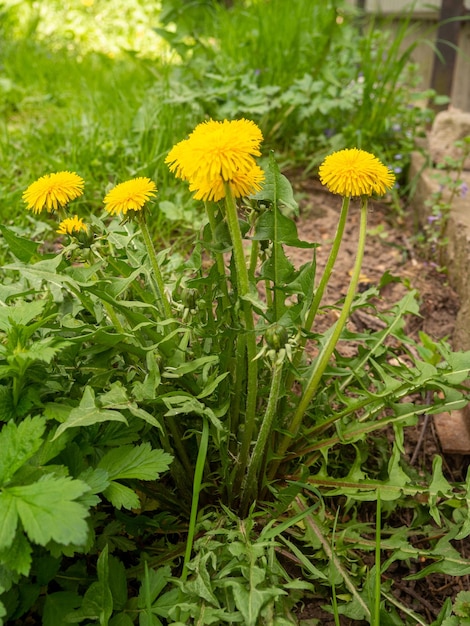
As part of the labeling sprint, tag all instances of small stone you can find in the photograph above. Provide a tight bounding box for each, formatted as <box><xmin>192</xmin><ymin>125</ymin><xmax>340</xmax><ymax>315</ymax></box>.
<box><xmin>434</xmin><ymin>408</ymin><xmax>470</xmax><ymax>454</ymax></box>
<box><xmin>428</xmin><ymin>108</ymin><xmax>470</xmax><ymax>170</ymax></box>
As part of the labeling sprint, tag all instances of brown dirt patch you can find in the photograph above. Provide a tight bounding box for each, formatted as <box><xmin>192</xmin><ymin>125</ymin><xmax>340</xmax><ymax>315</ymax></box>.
<box><xmin>289</xmin><ymin>176</ymin><xmax>468</xmax><ymax>624</ymax></box>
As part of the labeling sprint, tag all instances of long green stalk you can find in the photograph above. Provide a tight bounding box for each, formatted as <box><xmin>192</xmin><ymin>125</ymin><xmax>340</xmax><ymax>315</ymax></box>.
<box><xmin>374</xmin><ymin>492</ymin><xmax>382</xmax><ymax>626</ymax></box>
<box><xmin>270</xmin><ymin>198</ymin><xmax>369</xmax><ymax>475</ymax></box>
<box><xmin>138</xmin><ymin>214</ymin><xmax>173</xmax><ymax>320</ymax></box>
<box><xmin>240</xmin><ymin>357</ymin><xmax>284</xmax><ymax>512</ymax></box>
<box><xmin>284</xmin><ymin>196</ymin><xmax>350</xmax><ymax>396</ymax></box>
<box><xmin>182</xmin><ymin>417</ymin><xmax>209</xmax><ymax>581</ymax></box>
<box><xmin>222</xmin><ymin>184</ymin><xmax>258</xmax><ymax>497</ymax></box>
<box><xmin>204</xmin><ymin>200</ymin><xmax>230</xmax><ymax>309</ymax></box>
<box><xmin>304</xmin><ymin>195</ymin><xmax>350</xmax><ymax>333</ymax></box>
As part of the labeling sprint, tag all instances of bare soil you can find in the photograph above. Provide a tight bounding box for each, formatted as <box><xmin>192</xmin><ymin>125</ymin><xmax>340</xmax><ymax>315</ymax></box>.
<box><xmin>290</xmin><ymin>176</ymin><xmax>469</xmax><ymax>624</ymax></box>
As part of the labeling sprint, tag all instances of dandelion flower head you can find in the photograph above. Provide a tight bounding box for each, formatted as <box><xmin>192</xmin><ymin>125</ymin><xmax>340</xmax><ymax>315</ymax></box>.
<box><xmin>319</xmin><ymin>148</ymin><xmax>395</xmax><ymax>197</ymax></box>
<box><xmin>103</xmin><ymin>177</ymin><xmax>157</xmax><ymax>216</ymax></box>
<box><xmin>57</xmin><ymin>215</ymin><xmax>88</xmax><ymax>236</ymax></box>
<box><xmin>165</xmin><ymin>118</ymin><xmax>265</xmax><ymax>202</ymax></box>
<box><xmin>23</xmin><ymin>171</ymin><xmax>84</xmax><ymax>214</ymax></box>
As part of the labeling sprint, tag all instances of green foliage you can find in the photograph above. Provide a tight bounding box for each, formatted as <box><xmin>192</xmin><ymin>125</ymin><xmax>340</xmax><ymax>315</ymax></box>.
<box><xmin>1</xmin><ymin>0</ymin><xmax>470</xmax><ymax>623</ymax></box>
<box><xmin>1</xmin><ymin>145</ymin><xmax>470</xmax><ymax>623</ymax></box>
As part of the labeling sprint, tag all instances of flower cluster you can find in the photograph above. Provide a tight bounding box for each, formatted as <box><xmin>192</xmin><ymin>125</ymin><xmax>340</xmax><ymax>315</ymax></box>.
<box><xmin>165</xmin><ymin>118</ymin><xmax>265</xmax><ymax>202</ymax></box>
<box><xmin>319</xmin><ymin>148</ymin><xmax>395</xmax><ymax>197</ymax></box>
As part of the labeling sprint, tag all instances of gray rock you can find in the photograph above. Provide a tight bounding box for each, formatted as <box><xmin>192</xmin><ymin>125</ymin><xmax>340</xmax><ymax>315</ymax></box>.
<box><xmin>428</xmin><ymin>108</ymin><xmax>470</xmax><ymax>170</ymax></box>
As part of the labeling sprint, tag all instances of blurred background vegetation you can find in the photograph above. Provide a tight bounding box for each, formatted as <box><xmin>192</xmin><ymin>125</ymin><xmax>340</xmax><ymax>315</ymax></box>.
<box><xmin>0</xmin><ymin>0</ymin><xmax>438</xmax><ymax>236</ymax></box>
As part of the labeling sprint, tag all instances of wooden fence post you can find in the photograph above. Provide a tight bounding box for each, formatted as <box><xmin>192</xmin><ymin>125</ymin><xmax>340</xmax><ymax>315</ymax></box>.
<box><xmin>430</xmin><ymin>0</ymin><xmax>468</xmax><ymax>111</ymax></box>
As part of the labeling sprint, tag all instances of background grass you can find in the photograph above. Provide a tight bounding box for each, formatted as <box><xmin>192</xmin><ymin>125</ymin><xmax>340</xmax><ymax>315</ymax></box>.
<box><xmin>0</xmin><ymin>0</ymin><xmax>436</xmax><ymax>233</ymax></box>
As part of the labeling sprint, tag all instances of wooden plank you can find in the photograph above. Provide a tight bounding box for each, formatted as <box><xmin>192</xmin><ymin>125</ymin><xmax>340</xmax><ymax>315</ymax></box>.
<box><xmin>430</xmin><ymin>0</ymin><xmax>466</xmax><ymax>111</ymax></box>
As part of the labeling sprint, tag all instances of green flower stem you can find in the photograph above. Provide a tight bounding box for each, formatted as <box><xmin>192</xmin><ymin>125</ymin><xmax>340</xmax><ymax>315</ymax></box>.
<box><xmin>165</xmin><ymin>415</ymin><xmax>193</xmax><ymax>478</ymax></box>
<box><xmin>182</xmin><ymin>417</ymin><xmax>209</xmax><ymax>581</ymax></box>
<box><xmin>138</xmin><ymin>214</ymin><xmax>173</xmax><ymax>320</ymax></box>
<box><xmin>204</xmin><ymin>201</ymin><xmax>230</xmax><ymax>308</ymax></box>
<box><xmin>248</xmin><ymin>239</ymin><xmax>259</xmax><ymax>283</ymax></box>
<box><xmin>102</xmin><ymin>301</ymin><xmax>126</xmax><ymax>334</ymax></box>
<box><xmin>271</xmin><ymin>197</ymin><xmax>368</xmax><ymax>473</ymax></box>
<box><xmin>304</xmin><ymin>195</ymin><xmax>350</xmax><ymax>333</ymax></box>
<box><xmin>229</xmin><ymin>333</ymin><xmax>246</xmax><ymax>450</ymax></box>
<box><xmin>286</xmin><ymin>196</ymin><xmax>350</xmax><ymax>392</ymax></box>
<box><xmin>222</xmin><ymin>183</ymin><xmax>258</xmax><ymax>497</ymax></box>
<box><xmin>240</xmin><ymin>357</ymin><xmax>284</xmax><ymax>513</ymax></box>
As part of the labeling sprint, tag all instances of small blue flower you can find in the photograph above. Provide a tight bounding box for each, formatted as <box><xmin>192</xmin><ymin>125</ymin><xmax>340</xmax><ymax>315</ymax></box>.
<box><xmin>393</xmin><ymin>166</ymin><xmax>402</xmax><ymax>174</ymax></box>
<box><xmin>460</xmin><ymin>182</ymin><xmax>468</xmax><ymax>198</ymax></box>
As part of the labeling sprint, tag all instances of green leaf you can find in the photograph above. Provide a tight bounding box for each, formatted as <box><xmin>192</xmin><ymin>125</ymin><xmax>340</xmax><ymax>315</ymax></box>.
<box><xmin>108</xmin><ymin>555</ymin><xmax>128</xmax><ymax>611</ymax></box>
<box><xmin>0</xmin><ymin>299</ymin><xmax>46</xmax><ymax>332</ymax></box>
<box><xmin>52</xmin><ymin>386</ymin><xmax>128</xmax><ymax>440</ymax></box>
<box><xmin>97</xmin><ymin>545</ymin><xmax>113</xmax><ymax>624</ymax></box>
<box><xmin>0</xmin><ymin>528</ymin><xmax>31</xmax><ymax>576</ymax></box>
<box><xmin>109</xmin><ymin>614</ymin><xmax>134</xmax><ymax>626</ymax></box>
<box><xmin>0</xmin><ymin>491</ymin><xmax>18</xmax><ymax>549</ymax></box>
<box><xmin>253</xmin><ymin>153</ymin><xmax>298</xmax><ymax>215</ymax></box>
<box><xmin>0</xmin><ymin>386</ymin><xmax>15</xmax><ymax>422</ymax></box>
<box><xmin>98</xmin><ymin>382</ymin><xmax>162</xmax><ymax>429</ymax></box>
<box><xmin>98</xmin><ymin>444</ymin><xmax>172</xmax><ymax>481</ymax></box>
<box><xmin>0</xmin><ymin>416</ymin><xmax>46</xmax><ymax>487</ymax></box>
<box><xmin>103</xmin><ymin>481</ymin><xmax>140</xmax><ymax>510</ymax></box>
<box><xmin>0</xmin><ymin>225</ymin><xmax>40</xmax><ymax>263</ymax></box>
<box><xmin>15</xmin><ymin>337</ymin><xmax>72</xmax><ymax>365</ymax></box>
<box><xmin>225</xmin><ymin>576</ymin><xmax>283</xmax><ymax>626</ymax></box>
<box><xmin>137</xmin><ymin>565</ymin><xmax>172</xmax><ymax>608</ymax></box>
<box><xmin>252</xmin><ymin>207</ymin><xmax>314</xmax><ymax>248</ymax></box>
<box><xmin>42</xmin><ymin>591</ymin><xmax>82</xmax><ymax>626</ymax></box>
<box><xmin>428</xmin><ymin>455</ymin><xmax>453</xmax><ymax>525</ymax></box>
<box><xmin>6</xmin><ymin>474</ymin><xmax>90</xmax><ymax>546</ymax></box>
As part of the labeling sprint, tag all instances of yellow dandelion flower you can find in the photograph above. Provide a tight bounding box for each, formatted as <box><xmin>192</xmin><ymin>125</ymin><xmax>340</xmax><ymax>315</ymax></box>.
<box><xmin>57</xmin><ymin>215</ymin><xmax>88</xmax><ymax>236</ymax></box>
<box><xmin>319</xmin><ymin>148</ymin><xmax>395</xmax><ymax>197</ymax></box>
<box><xmin>103</xmin><ymin>177</ymin><xmax>157</xmax><ymax>216</ymax></box>
<box><xmin>165</xmin><ymin>118</ymin><xmax>264</xmax><ymax>201</ymax></box>
<box><xmin>23</xmin><ymin>171</ymin><xmax>84</xmax><ymax>214</ymax></box>
<box><xmin>190</xmin><ymin>163</ymin><xmax>265</xmax><ymax>203</ymax></box>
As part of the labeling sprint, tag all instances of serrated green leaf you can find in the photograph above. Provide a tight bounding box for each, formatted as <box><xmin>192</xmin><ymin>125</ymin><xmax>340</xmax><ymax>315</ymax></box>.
<box><xmin>52</xmin><ymin>387</ymin><xmax>128</xmax><ymax>440</ymax></box>
<box><xmin>454</xmin><ymin>591</ymin><xmax>470</xmax><ymax>618</ymax></box>
<box><xmin>108</xmin><ymin>555</ymin><xmax>128</xmax><ymax>611</ymax></box>
<box><xmin>0</xmin><ymin>386</ymin><xmax>15</xmax><ymax>422</ymax></box>
<box><xmin>252</xmin><ymin>154</ymin><xmax>298</xmax><ymax>214</ymax></box>
<box><xmin>0</xmin><ymin>299</ymin><xmax>46</xmax><ymax>332</ymax></box>
<box><xmin>225</xmin><ymin>578</ymin><xmax>283</xmax><ymax>626</ymax></box>
<box><xmin>98</xmin><ymin>443</ymin><xmax>172</xmax><ymax>481</ymax></box>
<box><xmin>0</xmin><ymin>491</ymin><xmax>18</xmax><ymax>549</ymax></box>
<box><xmin>96</xmin><ymin>545</ymin><xmax>113</xmax><ymax>623</ymax></box>
<box><xmin>0</xmin><ymin>416</ymin><xmax>46</xmax><ymax>487</ymax></box>
<box><xmin>428</xmin><ymin>455</ymin><xmax>453</xmax><ymax>525</ymax></box>
<box><xmin>138</xmin><ymin>565</ymin><xmax>172</xmax><ymax>609</ymax></box>
<box><xmin>0</xmin><ymin>526</ymin><xmax>31</xmax><ymax>576</ymax></box>
<box><xmin>15</xmin><ymin>337</ymin><xmax>72</xmax><ymax>365</ymax></box>
<box><xmin>7</xmin><ymin>474</ymin><xmax>90</xmax><ymax>546</ymax></box>
<box><xmin>97</xmin><ymin>382</ymin><xmax>162</xmax><ymax>429</ymax></box>
<box><xmin>103</xmin><ymin>481</ymin><xmax>140</xmax><ymax>510</ymax></box>
<box><xmin>0</xmin><ymin>225</ymin><xmax>40</xmax><ymax>263</ymax></box>
<box><xmin>42</xmin><ymin>591</ymin><xmax>82</xmax><ymax>626</ymax></box>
